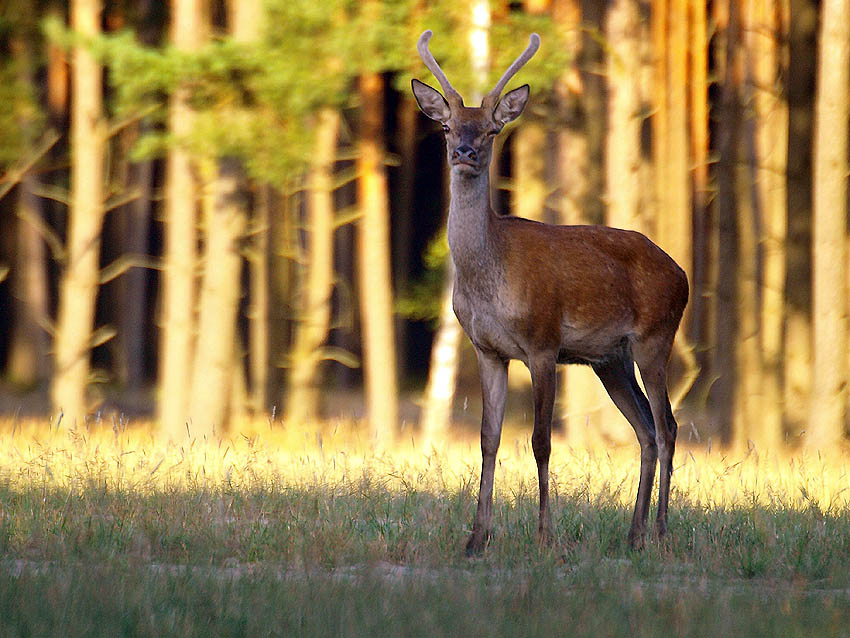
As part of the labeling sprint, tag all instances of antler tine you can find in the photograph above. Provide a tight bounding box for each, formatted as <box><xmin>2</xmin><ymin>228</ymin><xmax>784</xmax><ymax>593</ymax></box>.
<box><xmin>482</xmin><ymin>33</ymin><xmax>540</xmax><ymax>109</ymax></box>
<box><xmin>417</xmin><ymin>30</ymin><xmax>464</xmax><ymax>106</ymax></box>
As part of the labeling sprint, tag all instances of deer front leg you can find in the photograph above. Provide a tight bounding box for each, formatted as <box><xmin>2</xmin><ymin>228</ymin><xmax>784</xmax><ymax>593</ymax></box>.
<box><xmin>466</xmin><ymin>349</ymin><xmax>508</xmax><ymax>556</ymax></box>
<box><xmin>529</xmin><ymin>354</ymin><xmax>556</xmax><ymax>546</ymax></box>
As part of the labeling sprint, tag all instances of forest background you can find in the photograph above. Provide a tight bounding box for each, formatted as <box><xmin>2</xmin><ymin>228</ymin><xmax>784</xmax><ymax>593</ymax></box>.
<box><xmin>0</xmin><ymin>0</ymin><xmax>848</xmax><ymax>455</ymax></box>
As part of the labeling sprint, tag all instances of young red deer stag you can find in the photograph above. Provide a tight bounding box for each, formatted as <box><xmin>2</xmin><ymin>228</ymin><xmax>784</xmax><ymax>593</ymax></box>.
<box><xmin>412</xmin><ymin>31</ymin><xmax>689</xmax><ymax>553</ymax></box>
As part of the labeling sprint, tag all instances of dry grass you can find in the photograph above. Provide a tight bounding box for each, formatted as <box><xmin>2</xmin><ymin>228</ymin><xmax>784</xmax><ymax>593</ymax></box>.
<box><xmin>0</xmin><ymin>415</ymin><xmax>849</xmax><ymax>636</ymax></box>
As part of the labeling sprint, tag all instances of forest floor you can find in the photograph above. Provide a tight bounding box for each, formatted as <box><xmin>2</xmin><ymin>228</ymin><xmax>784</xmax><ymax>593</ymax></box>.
<box><xmin>0</xmin><ymin>416</ymin><xmax>849</xmax><ymax>636</ymax></box>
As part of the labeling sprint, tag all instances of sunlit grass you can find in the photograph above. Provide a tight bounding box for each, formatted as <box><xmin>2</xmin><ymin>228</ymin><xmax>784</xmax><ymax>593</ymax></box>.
<box><xmin>0</xmin><ymin>416</ymin><xmax>847</xmax><ymax>512</ymax></box>
<box><xmin>1</xmin><ymin>416</ymin><xmax>849</xmax><ymax>635</ymax></box>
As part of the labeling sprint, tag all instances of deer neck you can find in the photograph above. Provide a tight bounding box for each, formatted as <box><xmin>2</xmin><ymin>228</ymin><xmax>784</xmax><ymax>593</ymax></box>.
<box><xmin>447</xmin><ymin>169</ymin><xmax>499</xmax><ymax>279</ymax></box>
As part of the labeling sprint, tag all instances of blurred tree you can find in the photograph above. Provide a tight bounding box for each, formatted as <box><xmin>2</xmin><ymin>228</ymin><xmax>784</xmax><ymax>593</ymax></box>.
<box><xmin>50</xmin><ymin>0</ymin><xmax>106</xmax><ymax>423</ymax></box>
<box><xmin>808</xmin><ymin>0</ymin><xmax>849</xmax><ymax>450</ymax></box>
<box><xmin>709</xmin><ymin>0</ymin><xmax>742</xmax><ymax>445</ymax></box>
<box><xmin>286</xmin><ymin>108</ymin><xmax>341</xmax><ymax>424</ymax></box>
<box><xmin>741</xmin><ymin>0</ymin><xmax>789</xmax><ymax>450</ymax></box>
<box><xmin>358</xmin><ymin>67</ymin><xmax>399</xmax><ymax>441</ymax></box>
<box><xmin>5</xmin><ymin>24</ymin><xmax>51</xmax><ymax>389</ymax></box>
<box><xmin>158</xmin><ymin>0</ymin><xmax>204</xmax><ymax>437</ymax></box>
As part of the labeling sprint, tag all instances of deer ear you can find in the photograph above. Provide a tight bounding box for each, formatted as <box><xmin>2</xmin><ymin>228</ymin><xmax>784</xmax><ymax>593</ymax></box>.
<box><xmin>493</xmin><ymin>84</ymin><xmax>530</xmax><ymax>126</ymax></box>
<box><xmin>412</xmin><ymin>79</ymin><xmax>451</xmax><ymax>123</ymax></box>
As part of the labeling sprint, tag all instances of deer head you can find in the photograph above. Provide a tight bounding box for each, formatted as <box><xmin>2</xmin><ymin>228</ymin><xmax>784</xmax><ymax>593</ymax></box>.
<box><xmin>411</xmin><ymin>30</ymin><xmax>540</xmax><ymax>177</ymax></box>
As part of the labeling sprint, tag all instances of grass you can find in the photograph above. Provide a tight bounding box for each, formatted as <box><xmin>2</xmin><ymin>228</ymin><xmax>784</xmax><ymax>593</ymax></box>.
<box><xmin>0</xmin><ymin>416</ymin><xmax>849</xmax><ymax>636</ymax></box>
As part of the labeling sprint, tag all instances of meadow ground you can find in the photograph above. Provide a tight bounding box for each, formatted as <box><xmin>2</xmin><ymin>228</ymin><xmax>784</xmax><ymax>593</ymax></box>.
<box><xmin>0</xmin><ymin>415</ymin><xmax>849</xmax><ymax>636</ymax></box>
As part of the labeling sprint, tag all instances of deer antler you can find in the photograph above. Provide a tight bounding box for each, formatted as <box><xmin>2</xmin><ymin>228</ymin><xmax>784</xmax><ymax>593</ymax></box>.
<box><xmin>481</xmin><ymin>33</ymin><xmax>540</xmax><ymax>110</ymax></box>
<box><xmin>417</xmin><ymin>30</ymin><xmax>464</xmax><ymax>107</ymax></box>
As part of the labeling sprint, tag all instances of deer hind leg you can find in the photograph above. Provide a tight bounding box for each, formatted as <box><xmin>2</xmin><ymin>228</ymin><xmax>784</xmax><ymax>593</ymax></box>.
<box><xmin>528</xmin><ymin>353</ymin><xmax>557</xmax><ymax>546</ymax></box>
<box><xmin>634</xmin><ymin>335</ymin><xmax>678</xmax><ymax>541</ymax></box>
<box><xmin>466</xmin><ymin>349</ymin><xmax>508</xmax><ymax>557</ymax></box>
<box><xmin>592</xmin><ymin>356</ymin><xmax>657</xmax><ymax>550</ymax></box>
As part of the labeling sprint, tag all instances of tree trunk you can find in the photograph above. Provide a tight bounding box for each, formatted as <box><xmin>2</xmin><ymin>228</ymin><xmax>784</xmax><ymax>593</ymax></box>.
<box><xmin>746</xmin><ymin>0</ymin><xmax>789</xmax><ymax>451</ymax></box>
<box><xmin>286</xmin><ymin>108</ymin><xmax>340</xmax><ymax>425</ymax></box>
<box><xmin>51</xmin><ymin>0</ymin><xmax>104</xmax><ymax>424</ymax></box>
<box><xmin>114</xmin><ymin>129</ymin><xmax>153</xmax><ymax>391</ymax></box>
<box><xmin>9</xmin><ymin>176</ymin><xmax>50</xmax><ymax>387</ymax></box>
<box><xmin>188</xmin><ymin>158</ymin><xmax>247</xmax><ymax>436</ymax></box>
<box><xmin>158</xmin><ymin>0</ymin><xmax>203</xmax><ymax>438</ymax></box>
<box><xmin>709</xmin><ymin>0</ymin><xmax>741</xmax><ymax>445</ymax></box>
<box><xmin>249</xmin><ymin>184</ymin><xmax>270</xmax><ymax>413</ymax></box>
<box><xmin>688</xmin><ymin>0</ymin><xmax>712</xmax><ymax>396</ymax></box>
<box><xmin>357</xmin><ymin>71</ymin><xmax>398</xmax><ymax>442</ymax></box>
<box><xmin>808</xmin><ymin>0</ymin><xmax>850</xmax><ymax>450</ymax></box>
<box><xmin>606</xmin><ymin>0</ymin><xmax>644</xmax><ymax>233</ymax></box>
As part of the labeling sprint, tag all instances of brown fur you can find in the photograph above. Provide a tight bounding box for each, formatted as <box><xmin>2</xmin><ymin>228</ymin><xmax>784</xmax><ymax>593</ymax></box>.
<box><xmin>413</xmin><ymin>30</ymin><xmax>688</xmax><ymax>554</ymax></box>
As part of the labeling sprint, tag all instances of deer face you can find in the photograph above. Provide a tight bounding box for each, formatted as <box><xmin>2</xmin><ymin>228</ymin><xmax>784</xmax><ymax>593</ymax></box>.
<box><xmin>411</xmin><ymin>31</ymin><xmax>539</xmax><ymax>178</ymax></box>
<box><xmin>411</xmin><ymin>82</ymin><xmax>530</xmax><ymax>176</ymax></box>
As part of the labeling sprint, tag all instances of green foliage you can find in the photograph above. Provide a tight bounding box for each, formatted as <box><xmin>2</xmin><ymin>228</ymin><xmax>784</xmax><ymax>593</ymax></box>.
<box><xmin>396</xmin><ymin>230</ymin><xmax>449</xmax><ymax>323</ymax></box>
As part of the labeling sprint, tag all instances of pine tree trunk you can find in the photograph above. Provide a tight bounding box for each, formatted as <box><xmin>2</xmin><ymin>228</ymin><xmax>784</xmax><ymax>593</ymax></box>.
<box><xmin>188</xmin><ymin>158</ymin><xmax>247</xmax><ymax>436</ymax></box>
<box><xmin>709</xmin><ymin>0</ymin><xmax>741</xmax><ymax>445</ymax></box>
<box><xmin>606</xmin><ymin>0</ymin><xmax>644</xmax><ymax>233</ymax></box>
<box><xmin>357</xmin><ymin>71</ymin><xmax>398</xmax><ymax>442</ymax></box>
<box><xmin>808</xmin><ymin>0</ymin><xmax>850</xmax><ymax>450</ymax></box>
<box><xmin>158</xmin><ymin>0</ymin><xmax>203</xmax><ymax>438</ymax></box>
<box><xmin>286</xmin><ymin>108</ymin><xmax>340</xmax><ymax>425</ymax></box>
<box><xmin>9</xmin><ymin>176</ymin><xmax>50</xmax><ymax>387</ymax></box>
<box><xmin>51</xmin><ymin>0</ymin><xmax>104</xmax><ymax>424</ymax></box>
<box><xmin>115</xmin><ymin>128</ymin><xmax>152</xmax><ymax>392</ymax></box>
<box><xmin>249</xmin><ymin>185</ymin><xmax>270</xmax><ymax>413</ymax></box>
<box><xmin>749</xmin><ymin>0</ymin><xmax>789</xmax><ymax>451</ymax></box>
<box><xmin>688</xmin><ymin>0</ymin><xmax>712</xmax><ymax>396</ymax></box>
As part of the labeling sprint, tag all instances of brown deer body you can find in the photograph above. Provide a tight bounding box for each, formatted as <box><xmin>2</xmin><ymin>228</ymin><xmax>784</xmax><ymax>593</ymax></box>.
<box><xmin>412</xmin><ymin>31</ymin><xmax>688</xmax><ymax>553</ymax></box>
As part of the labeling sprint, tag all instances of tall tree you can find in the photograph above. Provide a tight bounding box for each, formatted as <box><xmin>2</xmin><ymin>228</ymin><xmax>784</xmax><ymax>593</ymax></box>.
<box><xmin>743</xmin><ymin>0</ymin><xmax>789</xmax><ymax>450</ymax></box>
<box><xmin>808</xmin><ymin>0</ymin><xmax>850</xmax><ymax>450</ymax></box>
<box><xmin>358</xmin><ymin>68</ymin><xmax>399</xmax><ymax>442</ymax></box>
<box><xmin>286</xmin><ymin>108</ymin><xmax>341</xmax><ymax>424</ymax></box>
<box><xmin>158</xmin><ymin>0</ymin><xmax>203</xmax><ymax>437</ymax></box>
<box><xmin>187</xmin><ymin>158</ymin><xmax>247</xmax><ymax>435</ymax></box>
<box><xmin>606</xmin><ymin>0</ymin><xmax>644</xmax><ymax>234</ymax></box>
<box><xmin>50</xmin><ymin>0</ymin><xmax>105</xmax><ymax>423</ymax></box>
<box><xmin>709</xmin><ymin>0</ymin><xmax>742</xmax><ymax>444</ymax></box>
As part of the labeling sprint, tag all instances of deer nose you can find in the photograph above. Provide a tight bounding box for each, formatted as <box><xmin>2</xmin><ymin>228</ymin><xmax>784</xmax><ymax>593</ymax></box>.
<box><xmin>452</xmin><ymin>145</ymin><xmax>478</xmax><ymax>162</ymax></box>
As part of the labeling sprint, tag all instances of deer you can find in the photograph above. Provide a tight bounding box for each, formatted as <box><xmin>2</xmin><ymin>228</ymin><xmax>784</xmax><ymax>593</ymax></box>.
<box><xmin>411</xmin><ymin>30</ymin><xmax>689</xmax><ymax>554</ymax></box>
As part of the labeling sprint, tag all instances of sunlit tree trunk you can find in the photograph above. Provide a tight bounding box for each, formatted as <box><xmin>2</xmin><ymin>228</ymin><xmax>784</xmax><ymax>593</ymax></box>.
<box><xmin>287</xmin><ymin>108</ymin><xmax>340</xmax><ymax>425</ymax></box>
<box><xmin>606</xmin><ymin>0</ymin><xmax>644</xmax><ymax>234</ymax></box>
<box><xmin>158</xmin><ymin>0</ymin><xmax>203</xmax><ymax>437</ymax></box>
<box><xmin>358</xmin><ymin>71</ymin><xmax>398</xmax><ymax>442</ymax></box>
<box><xmin>808</xmin><ymin>0</ymin><xmax>850</xmax><ymax>450</ymax></box>
<box><xmin>743</xmin><ymin>0</ymin><xmax>789</xmax><ymax>451</ymax></box>
<box><xmin>51</xmin><ymin>0</ymin><xmax>105</xmax><ymax>423</ymax></box>
<box><xmin>188</xmin><ymin>159</ymin><xmax>247</xmax><ymax>436</ymax></box>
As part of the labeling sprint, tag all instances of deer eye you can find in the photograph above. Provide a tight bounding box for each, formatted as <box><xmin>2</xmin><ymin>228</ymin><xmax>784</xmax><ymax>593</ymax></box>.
<box><xmin>488</xmin><ymin>129</ymin><xmax>500</xmax><ymax>136</ymax></box>
<box><xmin>441</xmin><ymin>124</ymin><xmax>450</xmax><ymax>133</ymax></box>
